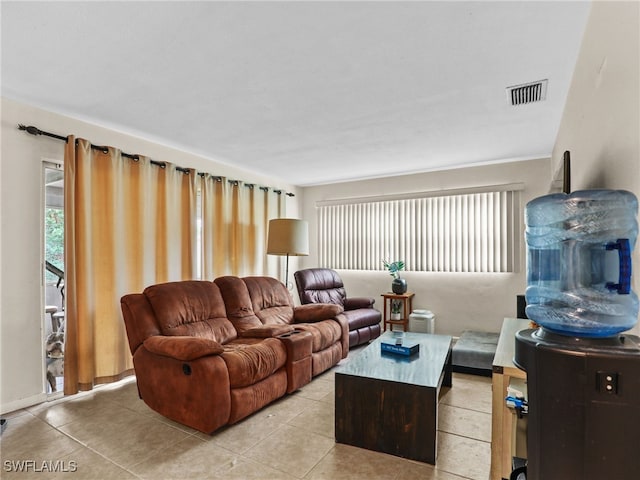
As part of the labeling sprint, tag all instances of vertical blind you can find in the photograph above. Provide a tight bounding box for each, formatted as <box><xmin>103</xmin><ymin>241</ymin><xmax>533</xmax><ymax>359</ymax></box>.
<box><xmin>318</xmin><ymin>186</ymin><xmax>521</xmax><ymax>273</ymax></box>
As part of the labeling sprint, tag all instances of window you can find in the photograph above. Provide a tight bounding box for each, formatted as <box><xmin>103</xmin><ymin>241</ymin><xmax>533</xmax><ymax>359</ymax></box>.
<box><xmin>317</xmin><ymin>184</ymin><xmax>522</xmax><ymax>273</ymax></box>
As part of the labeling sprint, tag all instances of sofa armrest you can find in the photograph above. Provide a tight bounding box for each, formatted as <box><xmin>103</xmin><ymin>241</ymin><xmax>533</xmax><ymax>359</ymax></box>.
<box><xmin>344</xmin><ymin>297</ymin><xmax>375</xmax><ymax>310</ymax></box>
<box><xmin>239</xmin><ymin>324</ymin><xmax>295</xmax><ymax>338</ymax></box>
<box><xmin>293</xmin><ymin>303</ymin><xmax>344</xmax><ymax>323</ymax></box>
<box><xmin>143</xmin><ymin>335</ymin><xmax>224</xmax><ymax>361</ymax></box>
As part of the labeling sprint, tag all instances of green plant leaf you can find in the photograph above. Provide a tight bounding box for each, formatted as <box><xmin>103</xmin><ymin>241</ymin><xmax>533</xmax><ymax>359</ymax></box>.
<box><xmin>382</xmin><ymin>259</ymin><xmax>405</xmax><ymax>278</ymax></box>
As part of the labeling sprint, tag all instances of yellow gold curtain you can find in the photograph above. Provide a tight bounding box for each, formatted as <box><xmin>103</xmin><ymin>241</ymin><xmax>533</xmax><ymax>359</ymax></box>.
<box><xmin>201</xmin><ymin>175</ymin><xmax>229</xmax><ymax>278</ymax></box>
<box><xmin>63</xmin><ymin>138</ymin><xmax>197</xmax><ymax>394</ymax></box>
<box><xmin>201</xmin><ymin>178</ymin><xmax>285</xmax><ymax>279</ymax></box>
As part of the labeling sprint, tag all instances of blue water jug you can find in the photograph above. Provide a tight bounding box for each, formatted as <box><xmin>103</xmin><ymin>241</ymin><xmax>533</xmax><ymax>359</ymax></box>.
<box><xmin>525</xmin><ymin>189</ymin><xmax>639</xmax><ymax>337</ymax></box>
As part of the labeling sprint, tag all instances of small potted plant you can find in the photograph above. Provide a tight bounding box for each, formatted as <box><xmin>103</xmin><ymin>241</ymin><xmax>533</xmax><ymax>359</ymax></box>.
<box><xmin>383</xmin><ymin>259</ymin><xmax>407</xmax><ymax>294</ymax></box>
<box><xmin>390</xmin><ymin>299</ymin><xmax>403</xmax><ymax>320</ymax></box>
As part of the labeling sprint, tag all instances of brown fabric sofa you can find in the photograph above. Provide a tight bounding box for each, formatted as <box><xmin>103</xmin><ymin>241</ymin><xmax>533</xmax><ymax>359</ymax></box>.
<box><xmin>121</xmin><ymin>276</ymin><xmax>347</xmax><ymax>433</ymax></box>
<box><xmin>294</xmin><ymin>268</ymin><xmax>382</xmax><ymax>348</ymax></box>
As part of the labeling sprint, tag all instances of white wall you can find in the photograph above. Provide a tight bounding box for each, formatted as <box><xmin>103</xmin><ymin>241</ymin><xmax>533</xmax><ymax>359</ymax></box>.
<box><xmin>0</xmin><ymin>97</ymin><xmax>300</xmax><ymax>413</ymax></box>
<box><xmin>551</xmin><ymin>0</ymin><xmax>640</xmax><ymax>335</ymax></box>
<box><xmin>300</xmin><ymin>158</ymin><xmax>551</xmax><ymax>336</ymax></box>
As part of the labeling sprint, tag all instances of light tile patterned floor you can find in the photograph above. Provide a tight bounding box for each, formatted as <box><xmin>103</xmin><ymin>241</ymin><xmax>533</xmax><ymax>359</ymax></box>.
<box><xmin>1</xmin><ymin>347</ymin><xmax>492</xmax><ymax>480</ymax></box>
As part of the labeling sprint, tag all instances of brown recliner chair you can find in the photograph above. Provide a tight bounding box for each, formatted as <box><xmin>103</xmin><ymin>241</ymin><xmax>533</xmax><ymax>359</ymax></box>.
<box><xmin>294</xmin><ymin>268</ymin><xmax>381</xmax><ymax>348</ymax></box>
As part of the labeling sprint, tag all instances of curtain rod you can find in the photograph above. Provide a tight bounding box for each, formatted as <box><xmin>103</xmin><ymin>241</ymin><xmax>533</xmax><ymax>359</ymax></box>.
<box><xmin>17</xmin><ymin>124</ymin><xmax>294</xmax><ymax>197</ymax></box>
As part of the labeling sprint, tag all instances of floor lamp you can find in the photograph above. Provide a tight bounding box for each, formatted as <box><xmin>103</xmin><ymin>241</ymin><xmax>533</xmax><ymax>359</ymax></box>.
<box><xmin>267</xmin><ymin>218</ymin><xmax>309</xmax><ymax>288</ymax></box>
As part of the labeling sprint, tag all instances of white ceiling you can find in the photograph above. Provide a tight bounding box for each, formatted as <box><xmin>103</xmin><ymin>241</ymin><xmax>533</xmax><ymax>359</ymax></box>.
<box><xmin>2</xmin><ymin>1</ymin><xmax>591</xmax><ymax>186</ymax></box>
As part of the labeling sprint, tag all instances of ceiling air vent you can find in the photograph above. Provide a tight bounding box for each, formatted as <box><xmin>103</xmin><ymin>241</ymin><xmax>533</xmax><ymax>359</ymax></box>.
<box><xmin>507</xmin><ymin>79</ymin><xmax>548</xmax><ymax>106</ymax></box>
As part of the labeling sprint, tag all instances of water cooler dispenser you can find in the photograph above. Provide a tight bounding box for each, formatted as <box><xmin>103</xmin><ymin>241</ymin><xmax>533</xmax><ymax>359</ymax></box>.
<box><xmin>515</xmin><ymin>189</ymin><xmax>640</xmax><ymax>480</ymax></box>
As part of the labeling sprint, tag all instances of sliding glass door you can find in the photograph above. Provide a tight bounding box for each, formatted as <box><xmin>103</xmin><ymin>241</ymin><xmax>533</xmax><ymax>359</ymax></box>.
<box><xmin>43</xmin><ymin>161</ymin><xmax>64</xmax><ymax>396</ymax></box>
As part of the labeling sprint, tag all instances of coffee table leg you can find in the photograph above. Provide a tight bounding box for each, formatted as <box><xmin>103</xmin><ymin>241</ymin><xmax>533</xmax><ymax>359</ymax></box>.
<box><xmin>443</xmin><ymin>347</ymin><xmax>453</xmax><ymax>388</ymax></box>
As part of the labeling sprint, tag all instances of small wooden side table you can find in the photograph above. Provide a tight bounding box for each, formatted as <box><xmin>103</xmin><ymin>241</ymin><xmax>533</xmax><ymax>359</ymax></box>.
<box><xmin>381</xmin><ymin>292</ymin><xmax>414</xmax><ymax>332</ymax></box>
<box><xmin>490</xmin><ymin>318</ymin><xmax>529</xmax><ymax>480</ymax></box>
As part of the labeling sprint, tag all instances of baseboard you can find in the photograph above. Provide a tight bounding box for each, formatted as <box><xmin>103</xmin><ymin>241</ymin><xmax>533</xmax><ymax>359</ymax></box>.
<box><xmin>1</xmin><ymin>392</ymin><xmax>47</xmax><ymax>415</ymax></box>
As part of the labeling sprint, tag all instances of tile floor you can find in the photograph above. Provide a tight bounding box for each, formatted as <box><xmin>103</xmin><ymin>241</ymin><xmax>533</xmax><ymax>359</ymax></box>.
<box><xmin>1</xmin><ymin>348</ymin><xmax>492</xmax><ymax>480</ymax></box>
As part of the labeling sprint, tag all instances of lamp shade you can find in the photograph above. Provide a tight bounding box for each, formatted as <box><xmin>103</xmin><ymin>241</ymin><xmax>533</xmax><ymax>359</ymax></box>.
<box><xmin>267</xmin><ymin>219</ymin><xmax>309</xmax><ymax>256</ymax></box>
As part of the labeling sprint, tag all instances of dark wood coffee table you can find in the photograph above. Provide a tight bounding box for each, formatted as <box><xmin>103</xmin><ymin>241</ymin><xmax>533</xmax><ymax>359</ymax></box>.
<box><xmin>335</xmin><ymin>331</ymin><xmax>453</xmax><ymax>464</ymax></box>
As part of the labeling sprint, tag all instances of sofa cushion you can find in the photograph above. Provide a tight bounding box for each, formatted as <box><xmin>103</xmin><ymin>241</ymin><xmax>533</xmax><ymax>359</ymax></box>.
<box><xmin>214</xmin><ymin>276</ymin><xmax>263</xmax><ymax>332</ymax></box>
<box><xmin>239</xmin><ymin>324</ymin><xmax>294</xmax><ymax>338</ymax></box>
<box><xmin>257</xmin><ymin>305</ymin><xmax>295</xmax><ymax>325</ymax></box>
<box><xmin>294</xmin><ymin>319</ymin><xmax>343</xmax><ymax>353</ymax></box>
<box><xmin>343</xmin><ymin>309</ymin><xmax>381</xmax><ymax>330</ymax></box>
<box><xmin>222</xmin><ymin>338</ymin><xmax>287</xmax><ymax>388</ymax></box>
<box><xmin>144</xmin><ymin>281</ymin><xmax>237</xmax><ymax>344</ymax></box>
<box><xmin>242</xmin><ymin>276</ymin><xmax>295</xmax><ymax>324</ymax></box>
<box><xmin>294</xmin><ymin>303</ymin><xmax>343</xmax><ymax>323</ymax></box>
<box><xmin>121</xmin><ymin>293</ymin><xmax>162</xmax><ymax>355</ymax></box>
<box><xmin>294</xmin><ymin>268</ymin><xmax>347</xmax><ymax>306</ymax></box>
